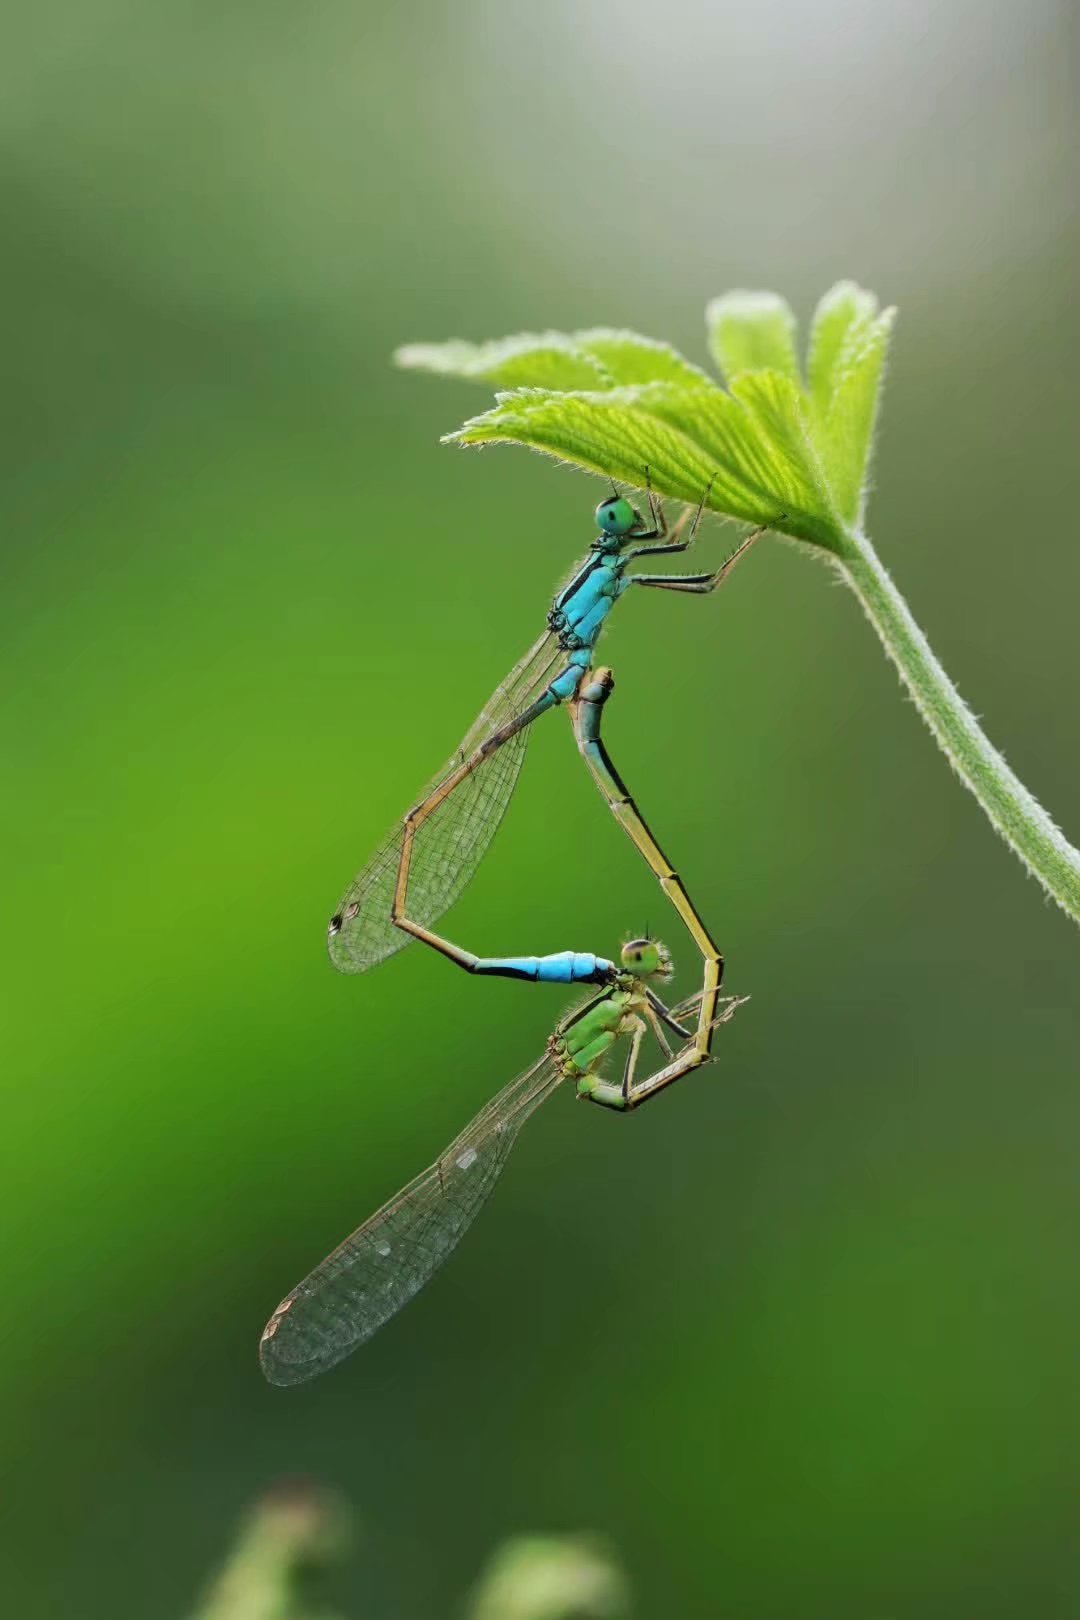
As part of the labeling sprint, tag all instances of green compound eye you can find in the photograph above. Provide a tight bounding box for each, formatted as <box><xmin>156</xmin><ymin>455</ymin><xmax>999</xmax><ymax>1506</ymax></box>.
<box><xmin>595</xmin><ymin>495</ymin><xmax>636</xmax><ymax>536</ymax></box>
<box><xmin>620</xmin><ymin>937</ymin><xmax>662</xmax><ymax>975</ymax></box>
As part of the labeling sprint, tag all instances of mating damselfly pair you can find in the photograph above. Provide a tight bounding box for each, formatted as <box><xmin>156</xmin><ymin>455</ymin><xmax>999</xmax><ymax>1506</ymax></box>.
<box><xmin>260</xmin><ymin>479</ymin><xmax>779</xmax><ymax>1385</ymax></box>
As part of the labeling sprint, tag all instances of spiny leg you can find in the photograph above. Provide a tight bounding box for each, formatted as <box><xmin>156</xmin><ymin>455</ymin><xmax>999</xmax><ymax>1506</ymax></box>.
<box><xmin>580</xmin><ymin>996</ymin><xmax>749</xmax><ymax>1113</ymax></box>
<box><xmin>624</xmin><ymin>504</ymin><xmax>693</xmax><ymax>561</ymax></box>
<box><xmin>669</xmin><ymin>988</ymin><xmax>749</xmax><ymax>1031</ymax></box>
<box><xmin>569</xmin><ymin>668</ymin><xmax>726</xmax><ymax>1065</ymax></box>
<box><xmin>612</xmin><ymin>467</ymin><xmax>705</xmax><ymax>547</ymax></box>
<box><xmin>621</xmin><ymin>995</ymin><xmax>748</xmax><ymax>1109</ymax></box>
<box><xmin>619</xmin><ymin>1016</ymin><xmax>646</xmax><ymax>1102</ymax></box>
<box><xmin>392</xmin><ymin>655</ymin><xmax>607</xmax><ymax>981</ymax></box>
<box><xmin>645</xmin><ymin>986</ymin><xmax>693</xmax><ymax>1044</ymax></box>
<box><xmin>670</xmin><ymin>985</ymin><xmax>716</xmax><ymax>1022</ymax></box>
<box><xmin>575</xmin><ymin>1011</ymin><xmax>646</xmax><ymax>1110</ymax></box>
<box><xmin>641</xmin><ymin>1000</ymin><xmax>676</xmax><ymax>1061</ymax></box>
<box><xmin>640</xmin><ymin>466</ymin><xmax>668</xmax><ymax>540</ymax></box>
<box><xmin>613</xmin><ymin>465</ymin><xmax>667</xmax><ymax>544</ymax></box>
<box><xmin>646</xmin><ymin>469</ymin><xmax>665</xmax><ymax>535</ymax></box>
<box><xmin>625</xmin><ymin>482</ymin><xmax>704</xmax><ymax>562</ymax></box>
<box><xmin>393</xmin><ymin>692</ymin><xmax>552</xmax><ymax>948</ymax></box>
<box><xmin>630</xmin><ymin>518</ymin><xmax>772</xmax><ymax>593</ymax></box>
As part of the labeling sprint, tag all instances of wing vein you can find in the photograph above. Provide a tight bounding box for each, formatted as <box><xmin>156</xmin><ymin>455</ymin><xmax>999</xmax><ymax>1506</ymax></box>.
<box><xmin>260</xmin><ymin>1052</ymin><xmax>565</xmax><ymax>1385</ymax></box>
<box><xmin>329</xmin><ymin>631</ymin><xmax>564</xmax><ymax>972</ymax></box>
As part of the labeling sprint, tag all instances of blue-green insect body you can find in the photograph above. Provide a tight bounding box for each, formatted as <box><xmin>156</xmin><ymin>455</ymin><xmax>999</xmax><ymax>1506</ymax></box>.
<box><xmin>330</xmin><ymin>484</ymin><xmax>773</xmax><ymax>976</ymax></box>
<box><xmin>260</xmin><ymin>937</ymin><xmax>748</xmax><ymax>1384</ymax></box>
<box><xmin>559</xmin><ymin>987</ymin><xmax>632</xmax><ymax>1071</ymax></box>
<box><xmin>471</xmin><ymin>950</ymin><xmax>614</xmax><ymax>984</ymax></box>
<box><xmin>547</xmin><ymin>550</ymin><xmax>632</xmax><ymax>655</ymax></box>
<box><xmin>547</xmin><ymin>646</ymin><xmax>593</xmax><ymax>702</ymax></box>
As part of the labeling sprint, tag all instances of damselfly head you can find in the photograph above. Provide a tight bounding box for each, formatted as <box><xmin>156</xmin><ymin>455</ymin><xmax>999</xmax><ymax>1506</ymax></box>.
<box><xmin>595</xmin><ymin>494</ymin><xmax>639</xmax><ymax>539</ymax></box>
<box><xmin>620</xmin><ymin>936</ymin><xmax>673</xmax><ymax>981</ymax></box>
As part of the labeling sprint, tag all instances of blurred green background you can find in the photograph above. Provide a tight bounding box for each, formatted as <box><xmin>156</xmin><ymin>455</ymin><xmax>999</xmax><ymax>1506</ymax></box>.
<box><xmin>2</xmin><ymin>2</ymin><xmax>1078</xmax><ymax>1616</ymax></box>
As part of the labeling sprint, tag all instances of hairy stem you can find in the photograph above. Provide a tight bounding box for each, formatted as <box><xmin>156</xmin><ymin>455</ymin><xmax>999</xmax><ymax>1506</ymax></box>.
<box><xmin>832</xmin><ymin>526</ymin><xmax>1080</xmax><ymax>923</ymax></box>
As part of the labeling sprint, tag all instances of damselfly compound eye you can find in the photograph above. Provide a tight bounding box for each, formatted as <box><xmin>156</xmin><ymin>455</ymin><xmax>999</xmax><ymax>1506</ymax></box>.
<box><xmin>595</xmin><ymin>495</ymin><xmax>636</xmax><ymax>536</ymax></box>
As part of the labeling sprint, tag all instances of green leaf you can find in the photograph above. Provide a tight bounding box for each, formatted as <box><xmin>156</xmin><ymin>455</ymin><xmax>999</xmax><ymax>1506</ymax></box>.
<box><xmin>805</xmin><ymin>280</ymin><xmax>881</xmax><ymax>415</ymax></box>
<box><xmin>803</xmin><ymin>284</ymin><xmax>896</xmax><ymax>525</ymax></box>
<box><xmin>819</xmin><ymin>306</ymin><xmax>896</xmax><ymax>525</ymax></box>
<box><xmin>448</xmin><ymin>385</ymin><xmax>723</xmax><ymax>503</ymax></box>
<box><xmin>706</xmin><ymin>290</ymin><xmax>800</xmax><ymax>383</ymax></box>
<box><xmin>448</xmin><ymin>380</ymin><xmax>836</xmax><ymax>547</ymax></box>
<box><xmin>395</xmin><ymin>289</ymin><xmax>1080</xmax><ymax>934</ymax></box>
<box><xmin>190</xmin><ymin>1484</ymin><xmax>350</xmax><ymax>1620</ymax></box>
<box><xmin>625</xmin><ymin>376</ymin><xmax>835</xmax><ymax>544</ymax></box>
<box><xmin>466</xmin><ymin>1535</ymin><xmax>629</xmax><ymax>1620</ymax></box>
<box><xmin>571</xmin><ymin>327</ymin><xmax>712</xmax><ymax>387</ymax></box>
<box><xmin>395</xmin><ymin>333</ymin><xmax>611</xmax><ymax>391</ymax></box>
<box><xmin>395</xmin><ymin>328</ymin><xmax>710</xmax><ymax>392</ymax></box>
<box><xmin>727</xmin><ymin>371</ymin><xmax>835</xmax><ymax>534</ymax></box>
<box><xmin>404</xmin><ymin>282</ymin><xmax>897</xmax><ymax>553</ymax></box>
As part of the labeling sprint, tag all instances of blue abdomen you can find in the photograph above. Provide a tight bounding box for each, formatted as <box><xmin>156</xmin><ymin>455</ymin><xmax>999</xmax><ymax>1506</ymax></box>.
<box><xmin>475</xmin><ymin>951</ymin><xmax>615</xmax><ymax>984</ymax></box>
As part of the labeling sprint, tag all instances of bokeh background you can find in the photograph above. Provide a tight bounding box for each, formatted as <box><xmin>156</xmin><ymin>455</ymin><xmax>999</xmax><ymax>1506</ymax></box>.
<box><xmin>3</xmin><ymin>2</ymin><xmax>1078</xmax><ymax>1615</ymax></box>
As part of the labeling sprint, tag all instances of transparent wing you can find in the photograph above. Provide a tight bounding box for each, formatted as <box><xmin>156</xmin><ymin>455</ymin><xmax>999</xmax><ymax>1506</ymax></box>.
<box><xmin>329</xmin><ymin>630</ymin><xmax>564</xmax><ymax>973</ymax></box>
<box><xmin>260</xmin><ymin>1052</ymin><xmax>564</xmax><ymax>1386</ymax></box>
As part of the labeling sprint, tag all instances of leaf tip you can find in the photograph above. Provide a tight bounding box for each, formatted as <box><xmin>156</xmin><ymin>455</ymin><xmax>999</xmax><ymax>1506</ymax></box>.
<box><xmin>812</xmin><ymin>281</ymin><xmax>881</xmax><ymax>329</ymax></box>
<box><xmin>394</xmin><ymin>340</ymin><xmax>474</xmax><ymax>376</ymax></box>
<box><xmin>706</xmin><ymin>289</ymin><xmax>799</xmax><ymax>385</ymax></box>
<box><xmin>706</xmin><ymin>288</ymin><xmax>795</xmax><ymax>326</ymax></box>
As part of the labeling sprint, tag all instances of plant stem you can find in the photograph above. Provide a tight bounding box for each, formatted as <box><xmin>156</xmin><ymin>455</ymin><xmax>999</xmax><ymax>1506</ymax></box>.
<box><xmin>833</xmin><ymin>526</ymin><xmax>1080</xmax><ymax>924</ymax></box>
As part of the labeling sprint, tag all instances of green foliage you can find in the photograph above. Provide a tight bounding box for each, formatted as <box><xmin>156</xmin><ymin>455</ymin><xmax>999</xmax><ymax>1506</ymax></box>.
<box><xmin>397</xmin><ymin>284</ymin><xmax>1080</xmax><ymax>928</ymax></box>
<box><xmin>802</xmin><ymin>283</ymin><xmax>895</xmax><ymax>527</ymax></box>
<box><xmin>466</xmin><ymin>1535</ymin><xmax>630</xmax><ymax>1620</ymax></box>
<box><xmin>188</xmin><ymin>1493</ymin><xmax>629</xmax><ymax>1620</ymax></box>
<box><xmin>706</xmin><ymin>289</ymin><xmax>800</xmax><ymax>382</ymax></box>
<box><xmin>188</xmin><ymin>1483</ymin><xmax>350</xmax><ymax>1620</ymax></box>
<box><xmin>395</xmin><ymin>284</ymin><xmax>896</xmax><ymax>552</ymax></box>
